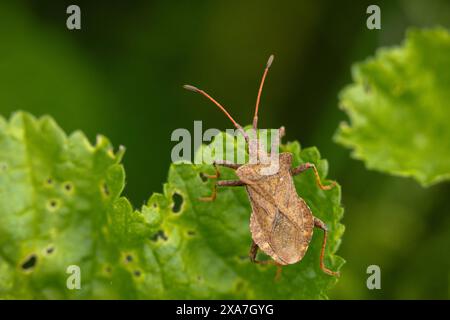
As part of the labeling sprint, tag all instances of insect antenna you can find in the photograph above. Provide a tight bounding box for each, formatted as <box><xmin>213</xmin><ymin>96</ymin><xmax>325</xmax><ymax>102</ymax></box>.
<box><xmin>183</xmin><ymin>84</ymin><xmax>249</xmax><ymax>142</ymax></box>
<box><xmin>252</xmin><ymin>54</ymin><xmax>274</xmax><ymax>130</ymax></box>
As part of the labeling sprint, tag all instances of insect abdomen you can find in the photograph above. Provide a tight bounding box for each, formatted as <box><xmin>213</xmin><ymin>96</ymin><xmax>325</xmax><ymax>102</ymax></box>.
<box><xmin>238</xmin><ymin>159</ymin><xmax>314</xmax><ymax>265</ymax></box>
<box><xmin>247</xmin><ymin>188</ymin><xmax>314</xmax><ymax>265</ymax></box>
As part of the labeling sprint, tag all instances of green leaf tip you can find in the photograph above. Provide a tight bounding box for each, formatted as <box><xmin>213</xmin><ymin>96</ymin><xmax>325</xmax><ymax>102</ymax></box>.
<box><xmin>0</xmin><ymin>111</ymin><xmax>344</xmax><ymax>299</ymax></box>
<box><xmin>335</xmin><ymin>27</ymin><xmax>450</xmax><ymax>186</ymax></box>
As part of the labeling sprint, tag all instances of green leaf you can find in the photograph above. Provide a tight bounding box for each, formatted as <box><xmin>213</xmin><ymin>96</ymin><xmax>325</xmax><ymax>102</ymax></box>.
<box><xmin>0</xmin><ymin>112</ymin><xmax>344</xmax><ymax>299</ymax></box>
<box><xmin>0</xmin><ymin>112</ymin><xmax>142</xmax><ymax>299</ymax></box>
<box><xmin>335</xmin><ymin>27</ymin><xmax>450</xmax><ymax>186</ymax></box>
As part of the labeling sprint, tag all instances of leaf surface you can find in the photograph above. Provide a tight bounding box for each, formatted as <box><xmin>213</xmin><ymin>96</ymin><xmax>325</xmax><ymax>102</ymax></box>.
<box><xmin>0</xmin><ymin>113</ymin><xmax>344</xmax><ymax>299</ymax></box>
<box><xmin>335</xmin><ymin>28</ymin><xmax>450</xmax><ymax>186</ymax></box>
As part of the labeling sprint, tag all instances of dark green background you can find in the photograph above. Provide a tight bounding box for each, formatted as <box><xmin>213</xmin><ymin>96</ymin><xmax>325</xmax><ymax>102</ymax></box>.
<box><xmin>1</xmin><ymin>0</ymin><xmax>449</xmax><ymax>299</ymax></box>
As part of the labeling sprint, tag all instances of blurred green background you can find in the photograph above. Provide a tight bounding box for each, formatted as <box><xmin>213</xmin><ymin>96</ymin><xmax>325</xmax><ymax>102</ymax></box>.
<box><xmin>1</xmin><ymin>0</ymin><xmax>449</xmax><ymax>299</ymax></box>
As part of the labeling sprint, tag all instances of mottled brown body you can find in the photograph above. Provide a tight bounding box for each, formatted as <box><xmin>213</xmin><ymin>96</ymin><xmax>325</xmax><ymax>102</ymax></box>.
<box><xmin>183</xmin><ymin>54</ymin><xmax>339</xmax><ymax>278</ymax></box>
<box><xmin>237</xmin><ymin>153</ymin><xmax>314</xmax><ymax>265</ymax></box>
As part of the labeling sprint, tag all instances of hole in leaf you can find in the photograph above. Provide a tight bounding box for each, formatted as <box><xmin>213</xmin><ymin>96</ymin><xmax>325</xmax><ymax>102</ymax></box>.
<box><xmin>21</xmin><ymin>254</ymin><xmax>37</xmax><ymax>271</ymax></box>
<box><xmin>102</xmin><ymin>182</ymin><xmax>110</xmax><ymax>196</ymax></box>
<box><xmin>47</xmin><ymin>199</ymin><xmax>60</xmax><ymax>211</ymax></box>
<box><xmin>199</xmin><ymin>172</ymin><xmax>208</xmax><ymax>182</ymax></box>
<box><xmin>172</xmin><ymin>192</ymin><xmax>183</xmax><ymax>213</ymax></box>
<box><xmin>45</xmin><ymin>178</ymin><xmax>53</xmax><ymax>186</ymax></box>
<box><xmin>63</xmin><ymin>182</ymin><xmax>74</xmax><ymax>193</ymax></box>
<box><xmin>134</xmin><ymin>270</ymin><xmax>141</xmax><ymax>277</ymax></box>
<box><xmin>46</xmin><ymin>246</ymin><xmax>55</xmax><ymax>255</ymax></box>
<box><xmin>125</xmin><ymin>254</ymin><xmax>133</xmax><ymax>263</ymax></box>
<box><xmin>187</xmin><ymin>230</ymin><xmax>196</xmax><ymax>236</ymax></box>
<box><xmin>150</xmin><ymin>230</ymin><xmax>168</xmax><ymax>242</ymax></box>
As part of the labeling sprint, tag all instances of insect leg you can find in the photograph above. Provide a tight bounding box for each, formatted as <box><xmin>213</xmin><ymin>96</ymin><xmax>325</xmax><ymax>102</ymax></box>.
<box><xmin>313</xmin><ymin>217</ymin><xmax>340</xmax><ymax>277</ymax></box>
<box><xmin>214</xmin><ymin>160</ymin><xmax>242</xmax><ymax>170</ymax></box>
<box><xmin>249</xmin><ymin>240</ymin><xmax>259</xmax><ymax>262</ymax></box>
<box><xmin>291</xmin><ymin>163</ymin><xmax>336</xmax><ymax>190</ymax></box>
<box><xmin>248</xmin><ymin>240</ymin><xmax>283</xmax><ymax>281</ymax></box>
<box><xmin>201</xmin><ymin>162</ymin><xmax>221</xmax><ymax>179</ymax></box>
<box><xmin>201</xmin><ymin>161</ymin><xmax>241</xmax><ymax>180</ymax></box>
<box><xmin>199</xmin><ymin>179</ymin><xmax>245</xmax><ymax>202</ymax></box>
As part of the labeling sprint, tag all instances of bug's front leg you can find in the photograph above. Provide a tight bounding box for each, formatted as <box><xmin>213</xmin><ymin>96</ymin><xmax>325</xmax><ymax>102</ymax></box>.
<box><xmin>199</xmin><ymin>179</ymin><xmax>246</xmax><ymax>202</ymax></box>
<box><xmin>214</xmin><ymin>160</ymin><xmax>242</xmax><ymax>169</ymax></box>
<box><xmin>313</xmin><ymin>217</ymin><xmax>340</xmax><ymax>277</ymax></box>
<box><xmin>199</xmin><ymin>161</ymin><xmax>244</xmax><ymax>201</ymax></box>
<box><xmin>201</xmin><ymin>161</ymin><xmax>242</xmax><ymax>179</ymax></box>
<box><xmin>291</xmin><ymin>163</ymin><xmax>336</xmax><ymax>190</ymax></box>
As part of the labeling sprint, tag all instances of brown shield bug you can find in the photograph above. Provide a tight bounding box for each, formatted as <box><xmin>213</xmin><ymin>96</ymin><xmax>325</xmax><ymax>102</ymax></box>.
<box><xmin>183</xmin><ymin>55</ymin><xmax>339</xmax><ymax>278</ymax></box>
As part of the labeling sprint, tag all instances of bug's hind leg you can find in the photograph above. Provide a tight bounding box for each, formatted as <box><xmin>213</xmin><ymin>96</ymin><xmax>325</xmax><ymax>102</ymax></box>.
<box><xmin>199</xmin><ymin>179</ymin><xmax>245</xmax><ymax>202</ymax></box>
<box><xmin>249</xmin><ymin>241</ymin><xmax>282</xmax><ymax>281</ymax></box>
<box><xmin>313</xmin><ymin>217</ymin><xmax>340</xmax><ymax>277</ymax></box>
<box><xmin>249</xmin><ymin>240</ymin><xmax>259</xmax><ymax>263</ymax></box>
<box><xmin>291</xmin><ymin>163</ymin><xmax>336</xmax><ymax>190</ymax></box>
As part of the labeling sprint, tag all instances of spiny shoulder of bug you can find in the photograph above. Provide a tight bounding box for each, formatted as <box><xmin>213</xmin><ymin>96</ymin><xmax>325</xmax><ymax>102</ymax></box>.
<box><xmin>212</xmin><ymin>138</ymin><xmax>289</xmax><ymax>189</ymax></box>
